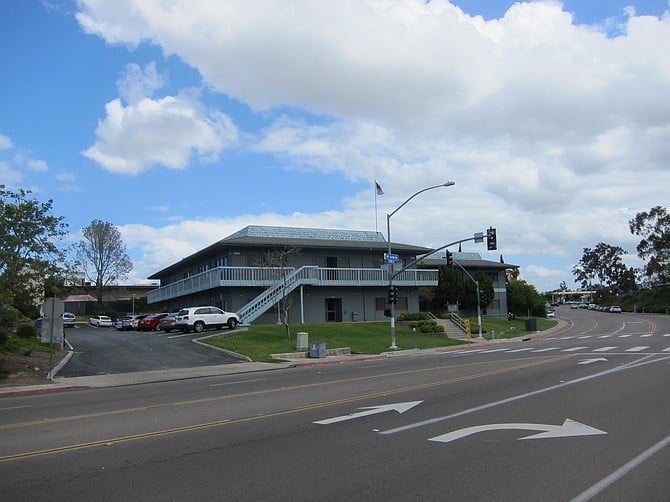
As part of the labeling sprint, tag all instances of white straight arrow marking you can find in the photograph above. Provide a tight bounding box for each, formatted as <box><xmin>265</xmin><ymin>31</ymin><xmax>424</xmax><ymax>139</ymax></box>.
<box><xmin>314</xmin><ymin>401</ymin><xmax>423</xmax><ymax>425</ymax></box>
<box><xmin>578</xmin><ymin>358</ymin><xmax>608</xmax><ymax>365</ymax></box>
<box><xmin>428</xmin><ymin>419</ymin><xmax>607</xmax><ymax>443</ymax></box>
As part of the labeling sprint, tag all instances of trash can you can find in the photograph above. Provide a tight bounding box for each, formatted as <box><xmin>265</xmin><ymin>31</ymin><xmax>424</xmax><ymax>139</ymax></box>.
<box><xmin>309</xmin><ymin>341</ymin><xmax>327</xmax><ymax>358</ymax></box>
<box><xmin>296</xmin><ymin>332</ymin><xmax>309</xmax><ymax>351</ymax></box>
<box><xmin>524</xmin><ymin>318</ymin><xmax>538</xmax><ymax>331</ymax></box>
<box><xmin>351</xmin><ymin>312</ymin><xmax>358</xmax><ymax>322</ymax></box>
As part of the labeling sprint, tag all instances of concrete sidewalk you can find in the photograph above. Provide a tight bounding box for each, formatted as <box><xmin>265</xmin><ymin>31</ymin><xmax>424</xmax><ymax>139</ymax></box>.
<box><xmin>0</xmin><ymin>319</ymin><xmax>568</xmax><ymax>398</ymax></box>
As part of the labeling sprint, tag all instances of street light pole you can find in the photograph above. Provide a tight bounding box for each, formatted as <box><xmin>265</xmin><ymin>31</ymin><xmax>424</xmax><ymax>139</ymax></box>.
<box><xmin>386</xmin><ymin>181</ymin><xmax>455</xmax><ymax>349</ymax></box>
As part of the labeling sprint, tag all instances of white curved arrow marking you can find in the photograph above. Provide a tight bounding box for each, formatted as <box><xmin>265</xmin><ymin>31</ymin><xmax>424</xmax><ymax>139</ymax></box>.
<box><xmin>428</xmin><ymin>418</ymin><xmax>607</xmax><ymax>443</ymax></box>
<box><xmin>578</xmin><ymin>358</ymin><xmax>608</xmax><ymax>365</ymax></box>
<box><xmin>314</xmin><ymin>401</ymin><xmax>423</xmax><ymax>425</ymax></box>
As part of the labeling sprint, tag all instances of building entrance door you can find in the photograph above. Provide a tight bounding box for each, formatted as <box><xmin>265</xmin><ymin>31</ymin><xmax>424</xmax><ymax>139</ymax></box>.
<box><xmin>325</xmin><ymin>298</ymin><xmax>342</xmax><ymax>322</ymax></box>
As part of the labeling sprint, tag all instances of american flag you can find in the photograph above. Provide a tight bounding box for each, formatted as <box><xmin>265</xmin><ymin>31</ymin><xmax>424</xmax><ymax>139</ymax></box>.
<box><xmin>375</xmin><ymin>182</ymin><xmax>384</xmax><ymax>195</ymax></box>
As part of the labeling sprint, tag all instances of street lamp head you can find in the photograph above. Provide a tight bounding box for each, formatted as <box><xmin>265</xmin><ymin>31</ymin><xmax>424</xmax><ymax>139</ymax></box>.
<box><xmin>442</xmin><ymin>181</ymin><xmax>456</xmax><ymax>187</ymax></box>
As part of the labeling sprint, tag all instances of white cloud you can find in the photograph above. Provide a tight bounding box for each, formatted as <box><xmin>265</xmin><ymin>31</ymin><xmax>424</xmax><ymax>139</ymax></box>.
<box><xmin>74</xmin><ymin>1</ymin><xmax>670</xmax><ymax>291</ymax></box>
<box><xmin>82</xmin><ymin>89</ymin><xmax>239</xmax><ymax>174</ymax></box>
<box><xmin>0</xmin><ymin>134</ymin><xmax>12</xmax><ymax>150</ymax></box>
<box><xmin>116</xmin><ymin>62</ymin><xmax>166</xmax><ymax>105</ymax></box>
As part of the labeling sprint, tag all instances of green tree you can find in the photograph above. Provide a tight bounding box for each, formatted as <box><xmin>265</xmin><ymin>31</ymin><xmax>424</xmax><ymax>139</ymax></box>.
<box><xmin>76</xmin><ymin>220</ymin><xmax>132</xmax><ymax>304</ymax></box>
<box><xmin>0</xmin><ymin>185</ymin><xmax>68</xmax><ymax>315</ymax></box>
<box><xmin>507</xmin><ymin>279</ymin><xmax>545</xmax><ymax>317</ymax></box>
<box><xmin>629</xmin><ymin>206</ymin><xmax>670</xmax><ymax>285</ymax></box>
<box><xmin>572</xmin><ymin>242</ymin><xmax>637</xmax><ymax>293</ymax></box>
<box><xmin>461</xmin><ymin>271</ymin><xmax>494</xmax><ymax>311</ymax></box>
<box><xmin>430</xmin><ymin>265</ymin><xmax>464</xmax><ymax>311</ymax></box>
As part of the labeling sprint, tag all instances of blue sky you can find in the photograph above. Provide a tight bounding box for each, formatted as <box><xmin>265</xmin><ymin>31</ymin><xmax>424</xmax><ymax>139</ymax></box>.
<box><xmin>1</xmin><ymin>0</ymin><xmax>669</xmax><ymax>292</ymax></box>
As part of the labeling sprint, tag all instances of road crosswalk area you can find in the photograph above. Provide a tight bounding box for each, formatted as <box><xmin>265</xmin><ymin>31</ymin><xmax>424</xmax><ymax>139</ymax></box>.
<box><xmin>451</xmin><ymin>332</ymin><xmax>670</xmax><ymax>356</ymax></box>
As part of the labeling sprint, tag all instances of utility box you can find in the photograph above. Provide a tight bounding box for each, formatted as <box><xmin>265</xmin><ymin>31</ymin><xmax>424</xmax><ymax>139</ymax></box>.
<box><xmin>309</xmin><ymin>341</ymin><xmax>327</xmax><ymax>358</ymax></box>
<box><xmin>296</xmin><ymin>332</ymin><xmax>309</xmax><ymax>351</ymax></box>
<box><xmin>525</xmin><ymin>318</ymin><xmax>539</xmax><ymax>331</ymax></box>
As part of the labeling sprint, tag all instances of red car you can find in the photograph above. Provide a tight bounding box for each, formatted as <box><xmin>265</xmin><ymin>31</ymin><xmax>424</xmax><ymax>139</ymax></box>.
<box><xmin>136</xmin><ymin>313</ymin><xmax>168</xmax><ymax>331</ymax></box>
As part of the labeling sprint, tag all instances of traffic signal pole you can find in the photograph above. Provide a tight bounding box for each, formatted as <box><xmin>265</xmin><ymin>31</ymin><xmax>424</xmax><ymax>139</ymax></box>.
<box><xmin>388</xmin><ymin>229</ymin><xmax>495</xmax><ymax>346</ymax></box>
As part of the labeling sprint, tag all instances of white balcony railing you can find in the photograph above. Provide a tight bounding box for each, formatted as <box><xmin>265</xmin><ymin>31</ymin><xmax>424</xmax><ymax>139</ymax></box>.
<box><xmin>147</xmin><ymin>265</ymin><xmax>438</xmax><ymax>304</ymax></box>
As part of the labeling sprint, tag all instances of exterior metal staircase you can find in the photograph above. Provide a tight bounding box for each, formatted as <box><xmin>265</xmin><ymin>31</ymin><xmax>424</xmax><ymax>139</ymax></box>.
<box><xmin>238</xmin><ymin>266</ymin><xmax>319</xmax><ymax>324</ymax></box>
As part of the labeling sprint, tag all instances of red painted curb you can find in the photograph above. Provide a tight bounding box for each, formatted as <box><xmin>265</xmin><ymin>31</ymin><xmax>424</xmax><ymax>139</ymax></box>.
<box><xmin>0</xmin><ymin>386</ymin><xmax>91</xmax><ymax>398</ymax></box>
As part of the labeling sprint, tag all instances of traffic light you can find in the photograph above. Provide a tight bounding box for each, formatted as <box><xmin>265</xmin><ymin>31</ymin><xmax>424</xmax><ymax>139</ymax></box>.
<box><xmin>446</xmin><ymin>250</ymin><xmax>453</xmax><ymax>266</ymax></box>
<box><xmin>387</xmin><ymin>286</ymin><xmax>398</xmax><ymax>304</ymax></box>
<box><xmin>486</xmin><ymin>227</ymin><xmax>497</xmax><ymax>251</ymax></box>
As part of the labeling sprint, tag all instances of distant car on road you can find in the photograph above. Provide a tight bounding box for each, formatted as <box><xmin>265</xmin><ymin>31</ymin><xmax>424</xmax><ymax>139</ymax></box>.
<box><xmin>89</xmin><ymin>315</ymin><xmax>113</xmax><ymax>327</ymax></box>
<box><xmin>175</xmin><ymin>306</ymin><xmax>240</xmax><ymax>333</ymax></box>
<box><xmin>546</xmin><ymin>309</ymin><xmax>555</xmax><ymax>318</ymax></box>
<box><xmin>137</xmin><ymin>313</ymin><xmax>168</xmax><ymax>331</ymax></box>
<box><xmin>609</xmin><ymin>305</ymin><xmax>622</xmax><ymax>313</ymax></box>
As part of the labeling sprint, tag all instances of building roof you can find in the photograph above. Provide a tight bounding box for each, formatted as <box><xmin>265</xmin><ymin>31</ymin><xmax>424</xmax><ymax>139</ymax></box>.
<box><xmin>148</xmin><ymin>225</ymin><xmax>433</xmax><ymax>279</ymax></box>
<box><xmin>63</xmin><ymin>294</ymin><xmax>98</xmax><ymax>303</ymax></box>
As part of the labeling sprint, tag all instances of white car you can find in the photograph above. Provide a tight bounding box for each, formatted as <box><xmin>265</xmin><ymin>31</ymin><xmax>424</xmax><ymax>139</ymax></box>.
<box><xmin>546</xmin><ymin>309</ymin><xmax>555</xmax><ymax>318</ymax></box>
<box><xmin>175</xmin><ymin>306</ymin><xmax>240</xmax><ymax>333</ymax></box>
<box><xmin>609</xmin><ymin>305</ymin><xmax>622</xmax><ymax>313</ymax></box>
<box><xmin>61</xmin><ymin>312</ymin><xmax>76</xmax><ymax>328</ymax></box>
<box><xmin>89</xmin><ymin>315</ymin><xmax>113</xmax><ymax>327</ymax></box>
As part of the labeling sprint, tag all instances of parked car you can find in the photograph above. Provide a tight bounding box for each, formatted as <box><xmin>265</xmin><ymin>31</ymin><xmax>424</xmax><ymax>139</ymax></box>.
<box><xmin>546</xmin><ymin>309</ymin><xmax>555</xmax><ymax>318</ymax></box>
<box><xmin>175</xmin><ymin>306</ymin><xmax>240</xmax><ymax>333</ymax></box>
<box><xmin>121</xmin><ymin>314</ymin><xmax>147</xmax><ymax>331</ymax></box>
<box><xmin>89</xmin><ymin>315</ymin><xmax>113</xmax><ymax>327</ymax></box>
<box><xmin>136</xmin><ymin>313</ymin><xmax>168</xmax><ymax>331</ymax></box>
<box><xmin>609</xmin><ymin>305</ymin><xmax>622</xmax><ymax>313</ymax></box>
<box><xmin>158</xmin><ymin>313</ymin><xmax>179</xmax><ymax>333</ymax></box>
<box><xmin>61</xmin><ymin>312</ymin><xmax>76</xmax><ymax>328</ymax></box>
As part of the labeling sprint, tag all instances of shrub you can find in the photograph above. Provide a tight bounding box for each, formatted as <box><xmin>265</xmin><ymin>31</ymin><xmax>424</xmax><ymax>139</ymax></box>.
<box><xmin>16</xmin><ymin>323</ymin><xmax>37</xmax><ymax>339</ymax></box>
<box><xmin>0</xmin><ymin>304</ymin><xmax>25</xmax><ymax>330</ymax></box>
<box><xmin>407</xmin><ymin>319</ymin><xmax>444</xmax><ymax>334</ymax></box>
<box><xmin>0</xmin><ymin>327</ymin><xmax>9</xmax><ymax>345</ymax></box>
<box><xmin>397</xmin><ymin>312</ymin><xmax>430</xmax><ymax>321</ymax></box>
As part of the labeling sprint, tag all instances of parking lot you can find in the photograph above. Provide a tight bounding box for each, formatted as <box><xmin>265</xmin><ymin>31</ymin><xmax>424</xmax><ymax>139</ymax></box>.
<box><xmin>59</xmin><ymin>323</ymin><xmax>244</xmax><ymax>377</ymax></box>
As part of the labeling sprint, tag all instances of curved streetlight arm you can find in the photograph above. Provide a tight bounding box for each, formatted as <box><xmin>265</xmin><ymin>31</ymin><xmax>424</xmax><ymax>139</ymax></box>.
<box><xmin>388</xmin><ymin>181</ymin><xmax>456</xmax><ymax>220</ymax></box>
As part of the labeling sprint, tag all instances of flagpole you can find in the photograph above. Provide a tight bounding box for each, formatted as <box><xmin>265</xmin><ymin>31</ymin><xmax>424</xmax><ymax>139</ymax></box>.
<box><xmin>374</xmin><ymin>182</ymin><xmax>378</xmax><ymax>232</ymax></box>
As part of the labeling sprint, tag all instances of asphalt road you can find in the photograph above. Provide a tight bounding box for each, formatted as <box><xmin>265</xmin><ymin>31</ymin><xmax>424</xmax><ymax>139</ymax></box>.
<box><xmin>59</xmin><ymin>323</ymin><xmax>242</xmax><ymax>376</ymax></box>
<box><xmin>1</xmin><ymin>308</ymin><xmax>668</xmax><ymax>501</ymax></box>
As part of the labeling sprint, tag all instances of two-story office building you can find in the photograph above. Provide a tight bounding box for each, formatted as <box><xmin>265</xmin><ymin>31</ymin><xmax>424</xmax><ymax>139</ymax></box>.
<box><xmin>147</xmin><ymin>225</ymin><xmax>438</xmax><ymax>324</ymax></box>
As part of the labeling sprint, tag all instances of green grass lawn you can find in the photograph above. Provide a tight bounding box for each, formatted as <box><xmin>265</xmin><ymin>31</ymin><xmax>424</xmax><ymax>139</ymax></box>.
<box><xmin>203</xmin><ymin>316</ymin><xmax>558</xmax><ymax>363</ymax></box>
<box><xmin>205</xmin><ymin>322</ymin><xmax>469</xmax><ymax>362</ymax></box>
<box><xmin>476</xmin><ymin>316</ymin><xmax>558</xmax><ymax>340</ymax></box>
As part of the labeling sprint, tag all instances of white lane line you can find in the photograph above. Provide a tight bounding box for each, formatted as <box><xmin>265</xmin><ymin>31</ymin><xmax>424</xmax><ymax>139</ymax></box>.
<box><xmin>625</xmin><ymin>346</ymin><xmax>650</xmax><ymax>352</ymax></box>
<box><xmin>593</xmin><ymin>346</ymin><xmax>618</xmax><ymax>352</ymax></box>
<box><xmin>597</xmin><ymin>335</ymin><xmax>612</xmax><ymax>339</ymax></box>
<box><xmin>478</xmin><ymin>348</ymin><xmax>510</xmax><ymax>353</ymax></box>
<box><xmin>533</xmin><ymin>347</ymin><xmax>560</xmax><ymax>352</ymax></box>
<box><xmin>571</xmin><ymin>433</ymin><xmax>670</xmax><ymax>502</ymax></box>
<box><xmin>640</xmin><ymin>334</ymin><xmax>653</xmax><ymax>338</ymax></box>
<box><xmin>558</xmin><ymin>336</ymin><xmax>575</xmax><ymax>340</ymax></box>
<box><xmin>663</xmin><ymin>347</ymin><xmax>670</xmax><ymax>352</ymax></box>
<box><xmin>578</xmin><ymin>336</ymin><xmax>593</xmax><ymax>339</ymax></box>
<box><xmin>506</xmin><ymin>348</ymin><xmax>535</xmax><ymax>353</ymax></box>
<box><xmin>618</xmin><ymin>334</ymin><xmax>632</xmax><ymax>338</ymax></box>
<box><xmin>561</xmin><ymin>346</ymin><xmax>589</xmax><ymax>352</ymax></box>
